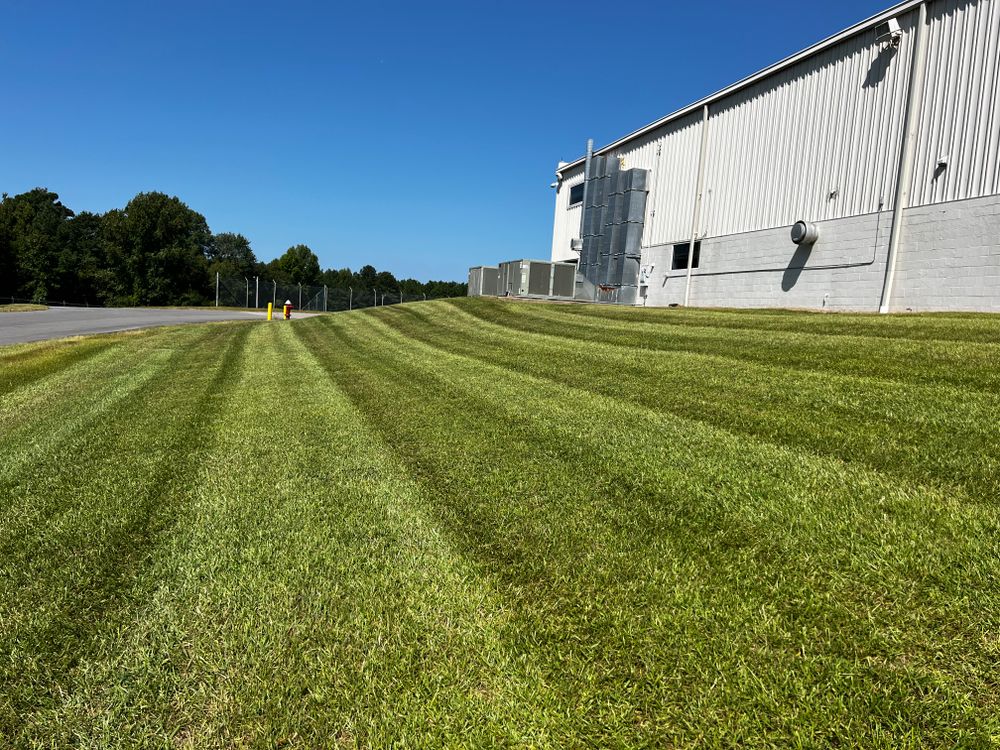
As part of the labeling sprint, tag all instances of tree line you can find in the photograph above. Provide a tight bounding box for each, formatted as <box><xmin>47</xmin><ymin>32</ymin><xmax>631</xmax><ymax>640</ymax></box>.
<box><xmin>0</xmin><ymin>188</ymin><xmax>466</xmax><ymax>306</ymax></box>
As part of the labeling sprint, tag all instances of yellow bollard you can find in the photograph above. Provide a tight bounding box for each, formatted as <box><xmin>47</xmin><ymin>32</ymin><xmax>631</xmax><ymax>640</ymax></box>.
<box><xmin>267</xmin><ymin>302</ymin><xmax>273</xmax><ymax>321</ymax></box>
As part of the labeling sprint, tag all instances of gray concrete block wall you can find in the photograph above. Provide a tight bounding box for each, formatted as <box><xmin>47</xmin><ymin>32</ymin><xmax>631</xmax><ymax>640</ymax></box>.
<box><xmin>639</xmin><ymin>194</ymin><xmax>1000</xmax><ymax>312</ymax></box>
<box><xmin>892</xmin><ymin>195</ymin><xmax>1000</xmax><ymax>312</ymax></box>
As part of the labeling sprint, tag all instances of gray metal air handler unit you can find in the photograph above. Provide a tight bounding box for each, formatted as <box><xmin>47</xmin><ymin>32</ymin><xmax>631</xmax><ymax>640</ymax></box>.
<box><xmin>467</xmin><ymin>266</ymin><xmax>499</xmax><ymax>296</ymax></box>
<box><xmin>576</xmin><ymin>155</ymin><xmax>649</xmax><ymax>305</ymax></box>
<box><xmin>496</xmin><ymin>259</ymin><xmax>576</xmax><ymax>300</ymax></box>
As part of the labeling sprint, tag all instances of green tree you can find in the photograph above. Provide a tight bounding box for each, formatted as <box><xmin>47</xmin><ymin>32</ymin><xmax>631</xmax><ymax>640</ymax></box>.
<box><xmin>356</xmin><ymin>264</ymin><xmax>378</xmax><ymax>290</ymax></box>
<box><xmin>0</xmin><ymin>188</ymin><xmax>74</xmax><ymax>302</ymax></box>
<box><xmin>102</xmin><ymin>192</ymin><xmax>212</xmax><ymax>305</ymax></box>
<box><xmin>400</xmin><ymin>278</ymin><xmax>424</xmax><ymax>296</ymax></box>
<box><xmin>56</xmin><ymin>211</ymin><xmax>111</xmax><ymax>305</ymax></box>
<box><xmin>320</xmin><ymin>266</ymin><xmax>353</xmax><ymax>289</ymax></box>
<box><xmin>274</xmin><ymin>244</ymin><xmax>321</xmax><ymax>285</ymax></box>
<box><xmin>208</xmin><ymin>232</ymin><xmax>257</xmax><ymax>278</ymax></box>
<box><xmin>374</xmin><ymin>270</ymin><xmax>398</xmax><ymax>291</ymax></box>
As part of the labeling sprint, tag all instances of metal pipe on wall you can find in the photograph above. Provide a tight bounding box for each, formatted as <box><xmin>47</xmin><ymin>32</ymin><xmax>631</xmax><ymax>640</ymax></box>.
<box><xmin>880</xmin><ymin>1</ymin><xmax>929</xmax><ymax>314</ymax></box>
<box><xmin>580</xmin><ymin>139</ymin><xmax>594</xmax><ymax>241</ymax></box>
<box><xmin>684</xmin><ymin>104</ymin><xmax>710</xmax><ymax>307</ymax></box>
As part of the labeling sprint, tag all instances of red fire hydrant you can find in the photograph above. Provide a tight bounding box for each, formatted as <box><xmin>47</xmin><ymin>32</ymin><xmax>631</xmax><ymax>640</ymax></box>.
<box><xmin>283</xmin><ymin>300</ymin><xmax>293</xmax><ymax>320</ymax></box>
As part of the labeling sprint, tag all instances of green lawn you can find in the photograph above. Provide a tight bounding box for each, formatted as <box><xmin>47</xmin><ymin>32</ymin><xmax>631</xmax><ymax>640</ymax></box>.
<box><xmin>0</xmin><ymin>304</ymin><xmax>47</xmax><ymax>312</ymax></box>
<box><xmin>2</xmin><ymin>299</ymin><xmax>998</xmax><ymax>747</ymax></box>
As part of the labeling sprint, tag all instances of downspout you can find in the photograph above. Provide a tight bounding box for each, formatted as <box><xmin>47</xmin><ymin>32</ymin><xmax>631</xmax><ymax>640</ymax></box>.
<box><xmin>580</xmin><ymin>138</ymin><xmax>594</xmax><ymax>240</ymax></box>
<box><xmin>685</xmin><ymin>105</ymin><xmax>710</xmax><ymax>307</ymax></box>
<box><xmin>880</xmin><ymin>1</ymin><xmax>928</xmax><ymax>314</ymax></box>
<box><xmin>579</xmin><ymin>139</ymin><xmax>594</xmax><ymax>274</ymax></box>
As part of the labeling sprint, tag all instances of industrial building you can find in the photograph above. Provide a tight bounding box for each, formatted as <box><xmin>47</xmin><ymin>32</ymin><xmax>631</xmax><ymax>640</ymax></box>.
<box><xmin>542</xmin><ymin>0</ymin><xmax>999</xmax><ymax>312</ymax></box>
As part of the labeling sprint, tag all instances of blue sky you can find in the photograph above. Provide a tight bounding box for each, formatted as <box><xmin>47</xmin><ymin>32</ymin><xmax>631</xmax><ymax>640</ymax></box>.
<box><xmin>2</xmin><ymin>0</ymin><xmax>893</xmax><ymax>281</ymax></box>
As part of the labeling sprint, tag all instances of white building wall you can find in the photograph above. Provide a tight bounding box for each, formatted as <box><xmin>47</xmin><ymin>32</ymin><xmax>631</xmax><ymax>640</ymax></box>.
<box><xmin>550</xmin><ymin>166</ymin><xmax>584</xmax><ymax>262</ymax></box>
<box><xmin>640</xmin><ymin>194</ymin><xmax>1000</xmax><ymax>312</ymax></box>
<box><xmin>550</xmin><ymin>0</ymin><xmax>1000</xmax><ymax>311</ymax></box>
<box><xmin>641</xmin><ymin>211</ymin><xmax>892</xmax><ymax>311</ymax></box>
<box><xmin>612</xmin><ymin>111</ymin><xmax>703</xmax><ymax>246</ymax></box>
<box><xmin>911</xmin><ymin>0</ymin><xmax>1000</xmax><ymax>206</ymax></box>
<box><xmin>701</xmin><ymin>7</ymin><xmax>917</xmax><ymax>237</ymax></box>
<box><xmin>892</xmin><ymin>194</ymin><xmax>1000</xmax><ymax>310</ymax></box>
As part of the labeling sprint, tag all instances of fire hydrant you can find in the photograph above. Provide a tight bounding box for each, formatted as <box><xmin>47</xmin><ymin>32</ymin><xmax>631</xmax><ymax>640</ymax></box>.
<box><xmin>283</xmin><ymin>300</ymin><xmax>293</xmax><ymax>320</ymax></box>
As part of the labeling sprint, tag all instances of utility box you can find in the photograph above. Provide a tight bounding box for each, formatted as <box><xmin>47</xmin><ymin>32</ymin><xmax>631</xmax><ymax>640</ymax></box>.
<box><xmin>497</xmin><ymin>259</ymin><xmax>576</xmax><ymax>300</ymax></box>
<box><xmin>467</xmin><ymin>266</ymin><xmax>499</xmax><ymax>296</ymax></box>
<box><xmin>551</xmin><ymin>262</ymin><xmax>576</xmax><ymax>298</ymax></box>
<box><xmin>497</xmin><ymin>260</ymin><xmax>521</xmax><ymax>297</ymax></box>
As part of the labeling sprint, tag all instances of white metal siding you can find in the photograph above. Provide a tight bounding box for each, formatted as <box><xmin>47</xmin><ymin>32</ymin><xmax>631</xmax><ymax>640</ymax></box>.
<box><xmin>911</xmin><ymin>0</ymin><xmax>1000</xmax><ymax>205</ymax></box>
<box><xmin>550</xmin><ymin>0</ymin><xmax>999</xmax><ymax>264</ymax></box>
<box><xmin>701</xmin><ymin>8</ymin><xmax>918</xmax><ymax>238</ymax></box>
<box><xmin>550</xmin><ymin>166</ymin><xmax>584</xmax><ymax>262</ymax></box>
<box><xmin>613</xmin><ymin>111</ymin><xmax>703</xmax><ymax>246</ymax></box>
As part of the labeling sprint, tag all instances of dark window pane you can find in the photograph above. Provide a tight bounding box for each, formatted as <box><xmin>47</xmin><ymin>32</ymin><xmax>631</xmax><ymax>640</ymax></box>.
<box><xmin>671</xmin><ymin>241</ymin><xmax>700</xmax><ymax>270</ymax></box>
<box><xmin>569</xmin><ymin>183</ymin><xmax>585</xmax><ymax>206</ymax></box>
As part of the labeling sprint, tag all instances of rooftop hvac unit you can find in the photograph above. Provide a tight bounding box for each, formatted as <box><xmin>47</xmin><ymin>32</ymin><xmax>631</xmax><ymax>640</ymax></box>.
<box><xmin>875</xmin><ymin>17</ymin><xmax>902</xmax><ymax>47</ymax></box>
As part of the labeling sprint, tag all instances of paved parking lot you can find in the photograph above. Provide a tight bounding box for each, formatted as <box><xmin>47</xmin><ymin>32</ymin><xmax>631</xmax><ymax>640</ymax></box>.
<box><xmin>0</xmin><ymin>307</ymin><xmax>272</xmax><ymax>346</ymax></box>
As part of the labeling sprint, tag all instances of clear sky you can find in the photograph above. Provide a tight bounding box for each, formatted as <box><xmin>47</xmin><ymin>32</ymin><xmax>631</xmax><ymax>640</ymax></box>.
<box><xmin>2</xmin><ymin>0</ymin><xmax>894</xmax><ymax>281</ymax></box>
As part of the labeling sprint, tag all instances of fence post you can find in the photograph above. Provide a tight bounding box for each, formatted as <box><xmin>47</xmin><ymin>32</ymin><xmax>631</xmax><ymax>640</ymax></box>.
<box><xmin>349</xmin><ymin>287</ymin><xmax>352</xmax><ymax>311</ymax></box>
<box><xmin>298</xmin><ymin>283</ymin><xmax>302</xmax><ymax>310</ymax></box>
<box><xmin>400</xmin><ymin>289</ymin><xmax>403</xmax><ymax>305</ymax></box>
<box><xmin>255</xmin><ymin>276</ymin><xmax>259</xmax><ymax>308</ymax></box>
<box><xmin>215</xmin><ymin>272</ymin><xmax>220</xmax><ymax>307</ymax></box>
<box><xmin>324</xmin><ymin>285</ymin><xmax>328</xmax><ymax>312</ymax></box>
<box><xmin>245</xmin><ymin>277</ymin><xmax>249</xmax><ymax>308</ymax></box>
<box><xmin>272</xmin><ymin>280</ymin><xmax>276</xmax><ymax>306</ymax></box>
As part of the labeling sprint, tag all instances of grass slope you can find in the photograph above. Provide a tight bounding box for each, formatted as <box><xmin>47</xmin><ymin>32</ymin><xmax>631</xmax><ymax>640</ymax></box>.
<box><xmin>1</xmin><ymin>300</ymin><xmax>998</xmax><ymax>747</ymax></box>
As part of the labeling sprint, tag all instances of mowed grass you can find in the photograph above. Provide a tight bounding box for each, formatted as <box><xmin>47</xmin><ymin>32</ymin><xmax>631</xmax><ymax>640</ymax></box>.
<box><xmin>0</xmin><ymin>304</ymin><xmax>47</xmax><ymax>313</ymax></box>
<box><xmin>1</xmin><ymin>299</ymin><xmax>998</xmax><ymax>748</ymax></box>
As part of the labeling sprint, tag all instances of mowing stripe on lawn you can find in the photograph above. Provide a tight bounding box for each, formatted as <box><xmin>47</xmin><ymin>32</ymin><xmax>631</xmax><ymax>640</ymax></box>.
<box><xmin>0</xmin><ymin>329</ymin><xmax>197</xmax><ymax>482</ymax></box>
<box><xmin>1</xmin><ymin>325</ymin><xmax>250</xmax><ymax>741</ymax></box>
<box><xmin>452</xmin><ymin>299</ymin><xmax>1000</xmax><ymax>393</ymax></box>
<box><xmin>0</xmin><ymin>337</ymin><xmax>118</xmax><ymax>397</ymax></box>
<box><xmin>26</xmin><ymin>322</ymin><xmax>563</xmax><ymax>748</ymax></box>
<box><xmin>376</xmin><ymin>303</ymin><xmax>1000</xmax><ymax>500</ymax></box>
<box><xmin>522</xmin><ymin>298</ymin><xmax>1000</xmax><ymax>345</ymax></box>
<box><xmin>298</xmin><ymin>312</ymin><xmax>999</xmax><ymax>746</ymax></box>
<box><xmin>3</xmin><ymin>300</ymin><xmax>999</xmax><ymax>747</ymax></box>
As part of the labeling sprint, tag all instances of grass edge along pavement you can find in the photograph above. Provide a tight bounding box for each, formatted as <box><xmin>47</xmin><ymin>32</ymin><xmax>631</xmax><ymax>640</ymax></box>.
<box><xmin>1</xmin><ymin>300</ymin><xmax>999</xmax><ymax>747</ymax></box>
<box><xmin>0</xmin><ymin>304</ymin><xmax>48</xmax><ymax>312</ymax></box>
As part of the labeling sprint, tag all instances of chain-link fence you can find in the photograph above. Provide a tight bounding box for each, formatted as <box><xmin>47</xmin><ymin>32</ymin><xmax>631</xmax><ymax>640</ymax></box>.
<box><xmin>2</xmin><ymin>277</ymin><xmax>449</xmax><ymax>311</ymax></box>
<box><xmin>214</xmin><ymin>274</ymin><xmax>439</xmax><ymax>312</ymax></box>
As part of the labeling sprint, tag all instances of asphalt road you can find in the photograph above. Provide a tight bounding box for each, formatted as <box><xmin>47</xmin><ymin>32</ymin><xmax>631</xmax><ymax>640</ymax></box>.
<box><xmin>0</xmin><ymin>307</ymin><xmax>275</xmax><ymax>346</ymax></box>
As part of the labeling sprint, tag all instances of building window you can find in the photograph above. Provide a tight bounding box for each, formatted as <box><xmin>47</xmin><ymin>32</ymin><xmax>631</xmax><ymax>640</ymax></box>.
<box><xmin>569</xmin><ymin>183</ymin><xmax>584</xmax><ymax>206</ymax></box>
<box><xmin>671</xmin><ymin>241</ymin><xmax>701</xmax><ymax>270</ymax></box>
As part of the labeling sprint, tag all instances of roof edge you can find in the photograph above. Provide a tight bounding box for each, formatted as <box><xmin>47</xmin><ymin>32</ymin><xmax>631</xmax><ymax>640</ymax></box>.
<box><xmin>556</xmin><ymin>0</ymin><xmax>924</xmax><ymax>175</ymax></box>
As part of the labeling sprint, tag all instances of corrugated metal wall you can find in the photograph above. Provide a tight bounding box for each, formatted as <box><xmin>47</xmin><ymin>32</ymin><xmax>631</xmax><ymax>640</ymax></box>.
<box><xmin>702</xmin><ymin>7</ymin><xmax>918</xmax><ymax>237</ymax></box>
<box><xmin>550</xmin><ymin>167</ymin><xmax>584</xmax><ymax>262</ymax></box>
<box><xmin>615</xmin><ymin>112</ymin><xmax>703</xmax><ymax>246</ymax></box>
<box><xmin>550</xmin><ymin>0</ymin><xmax>999</xmax><ymax>261</ymax></box>
<box><xmin>912</xmin><ymin>0</ymin><xmax>1000</xmax><ymax>205</ymax></box>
